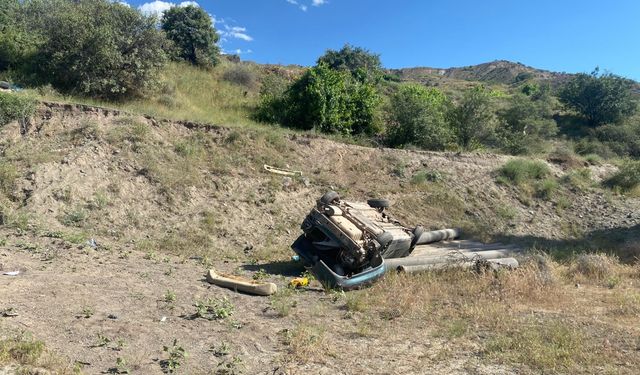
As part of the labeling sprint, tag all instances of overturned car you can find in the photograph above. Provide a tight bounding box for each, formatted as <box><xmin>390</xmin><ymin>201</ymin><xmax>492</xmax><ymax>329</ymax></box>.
<box><xmin>291</xmin><ymin>191</ymin><xmax>477</xmax><ymax>289</ymax></box>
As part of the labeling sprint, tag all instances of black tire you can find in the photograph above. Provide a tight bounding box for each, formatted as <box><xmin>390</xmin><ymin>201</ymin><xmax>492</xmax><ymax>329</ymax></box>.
<box><xmin>376</xmin><ymin>232</ymin><xmax>393</xmax><ymax>248</ymax></box>
<box><xmin>411</xmin><ymin>225</ymin><xmax>425</xmax><ymax>248</ymax></box>
<box><xmin>320</xmin><ymin>191</ymin><xmax>340</xmax><ymax>205</ymax></box>
<box><xmin>367</xmin><ymin>198</ymin><xmax>390</xmax><ymax>209</ymax></box>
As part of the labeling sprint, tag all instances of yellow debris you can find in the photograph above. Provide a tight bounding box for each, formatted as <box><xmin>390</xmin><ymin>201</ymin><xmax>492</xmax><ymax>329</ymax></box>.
<box><xmin>289</xmin><ymin>277</ymin><xmax>309</xmax><ymax>288</ymax></box>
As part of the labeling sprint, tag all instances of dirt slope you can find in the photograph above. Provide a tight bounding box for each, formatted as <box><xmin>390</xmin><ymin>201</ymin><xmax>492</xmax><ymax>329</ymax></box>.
<box><xmin>0</xmin><ymin>103</ymin><xmax>639</xmax><ymax>374</ymax></box>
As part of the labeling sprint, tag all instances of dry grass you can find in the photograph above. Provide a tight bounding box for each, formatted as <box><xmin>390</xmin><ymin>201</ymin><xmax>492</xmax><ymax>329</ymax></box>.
<box><xmin>0</xmin><ymin>331</ymin><xmax>77</xmax><ymax>374</ymax></box>
<box><xmin>35</xmin><ymin>61</ymin><xmax>264</xmax><ymax>127</ymax></box>
<box><xmin>335</xmin><ymin>254</ymin><xmax>640</xmax><ymax>373</ymax></box>
<box><xmin>279</xmin><ymin>324</ymin><xmax>334</xmax><ymax>365</ymax></box>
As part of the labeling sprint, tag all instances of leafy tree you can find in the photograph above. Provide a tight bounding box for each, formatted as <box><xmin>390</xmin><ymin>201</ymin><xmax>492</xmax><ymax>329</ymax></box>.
<box><xmin>29</xmin><ymin>0</ymin><xmax>167</xmax><ymax>99</ymax></box>
<box><xmin>256</xmin><ymin>64</ymin><xmax>380</xmax><ymax>135</ymax></box>
<box><xmin>284</xmin><ymin>64</ymin><xmax>380</xmax><ymax>134</ymax></box>
<box><xmin>448</xmin><ymin>86</ymin><xmax>496</xmax><ymax>150</ymax></box>
<box><xmin>386</xmin><ymin>84</ymin><xmax>453</xmax><ymax>150</ymax></box>
<box><xmin>161</xmin><ymin>5</ymin><xmax>220</xmax><ymax>66</ymax></box>
<box><xmin>317</xmin><ymin>44</ymin><xmax>382</xmax><ymax>81</ymax></box>
<box><xmin>559</xmin><ymin>68</ymin><xmax>636</xmax><ymax>126</ymax></box>
<box><xmin>0</xmin><ymin>0</ymin><xmax>43</xmax><ymax>73</ymax></box>
<box><xmin>497</xmin><ymin>92</ymin><xmax>558</xmax><ymax>154</ymax></box>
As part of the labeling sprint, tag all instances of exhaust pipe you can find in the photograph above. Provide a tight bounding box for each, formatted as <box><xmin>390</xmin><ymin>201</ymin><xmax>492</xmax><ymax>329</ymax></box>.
<box><xmin>414</xmin><ymin>228</ymin><xmax>460</xmax><ymax>245</ymax></box>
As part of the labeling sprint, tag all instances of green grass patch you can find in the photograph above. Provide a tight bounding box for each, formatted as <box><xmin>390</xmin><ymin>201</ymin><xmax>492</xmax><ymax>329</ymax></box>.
<box><xmin>535</xmin><ymin>178</ymin><xmax>559</xmax><ymax>199</ymax></box>
<box><xmin>485</xmin><ymin>320</ymin><xmax>591</xmax><ymax>371</ymax></box>
<box><xmin>497</xmin><ymin>159</ymin><xmax>550</xmax><ymax>185</ymax></box>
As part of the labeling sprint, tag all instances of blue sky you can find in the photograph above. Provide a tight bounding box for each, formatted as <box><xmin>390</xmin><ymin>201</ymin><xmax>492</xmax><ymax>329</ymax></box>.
<box><xmin>128</xmin><ymin>0</ymin><xmax>640</xmax><ymax>80</ymax></box>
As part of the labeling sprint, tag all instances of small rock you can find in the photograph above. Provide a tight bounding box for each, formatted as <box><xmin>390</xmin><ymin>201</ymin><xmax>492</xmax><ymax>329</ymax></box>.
<box><xmin>282</xmin><ymin>177</ymin><xmax>293</xmax><ymax>188</ymax></box>
<box><xmin>243</xmin><ymin>243</ymin><xmax>253</xmax><ymax>254</ymax></box>
<box><xmin>107</xmin><ymin>314</ymin><xmax>118</xmax><ymax>320</ymax></box>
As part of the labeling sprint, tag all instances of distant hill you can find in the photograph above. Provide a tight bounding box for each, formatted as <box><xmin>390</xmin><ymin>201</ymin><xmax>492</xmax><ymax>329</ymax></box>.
<box><xmin>388</xmin><ymin>60</ymin><xmax>573</xmax><ymax>87</ymax></box>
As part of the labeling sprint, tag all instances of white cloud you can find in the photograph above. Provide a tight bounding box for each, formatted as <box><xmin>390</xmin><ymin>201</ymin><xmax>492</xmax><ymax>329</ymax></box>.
<box><xmin>220</xmin><ymin>48</ymin><xmax>253</xmax><ymax>55</ymax></box>
<box><xmin>284</xmin><ymin>0</ymin><xmax>309</xmax><ymax>12</ymax></box>
<box><xmin>312</xmin><ymin>0</ymin><xmax>327</xmax><ymax>6</ymax></box>
<box><xmin>138</xmin><ymin>1</ymin><xmax>200</xmax><ymax>17</ymax></box>
<box><xmin>220</xmin><ymin>24</ymin><xmax>253</xmax><ymax>42</ymax></box>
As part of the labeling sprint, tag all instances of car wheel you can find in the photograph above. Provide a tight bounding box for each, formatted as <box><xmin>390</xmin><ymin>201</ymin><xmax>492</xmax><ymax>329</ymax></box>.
<box><xmin>320</xmin><ymin>191</ymin><xmax>340</xmax><ymax>205</ymax></box>
<box><xmin>411</xmin><ymin>225</ymin><xmax>425</xmax><ymax>247</ymax></box>
<box><xmin>367</xmin><ymin>198</ymin><xmax>390</xmax><ymax>209</ymax></box>
<box><xmin>376</xmin><ymin>232</ymin><xmax>393</xmax><ymax>248</ymax></box>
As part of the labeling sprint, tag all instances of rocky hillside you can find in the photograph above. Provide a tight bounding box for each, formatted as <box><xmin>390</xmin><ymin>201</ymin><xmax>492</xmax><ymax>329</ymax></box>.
<box><xmin>389</xmin><ymin>60</ymin><xmax>572</xmax><ymax>87</ymax></box>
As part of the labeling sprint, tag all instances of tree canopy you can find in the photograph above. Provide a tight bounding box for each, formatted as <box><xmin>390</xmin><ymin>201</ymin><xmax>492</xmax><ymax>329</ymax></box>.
<box><xmin>161</xmin><ymin>5</ymin><xmax>220</xmax><ymax>67</ymax></box>
<box><xmin>448</xmin><ymin>86</ymin><xmax>497</xmax><ymax>150</ymax></box>
<box><xmin>317</xmin><ymin>44</ymin><xmax>382</xmax><ymax>81</ymax></box>
<box><xmin>17</xmin><ymin>0</ymin><xmax>168</xmax><ymax>99</ymax></box>
<box><xmin>256</xmin><ymin>63</ymin><xmax>381</xmax><ymax>135</ymax></box>
<box><xmin>559</xmin><ymin>68</ymin><xmax>636</xmax><ymax>126</ymax></box>
<box><xmin>386</xmin><ymin>84</ymin><xmax>453</xmax><ymax>150</ymax></box>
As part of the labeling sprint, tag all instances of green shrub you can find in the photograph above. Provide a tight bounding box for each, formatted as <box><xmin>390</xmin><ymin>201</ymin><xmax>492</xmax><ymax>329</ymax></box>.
<box><xmin>410</xmin><ymin>169</ymin><xmax>444</xmax><ymax>184</ymax></box>
<box><xmin>604</xmin><ymin>160</ymin><xmax>640</xmax><ymax>193</ymax></box>
<box><xmin>497</xmin><ymin>93</ymin><xmax>558</xmax><ymax>155</ymax></box>
<box><xmin>386</xmin><ymin>84</ymin><xmax>453</xmax><ymax>150</ymax></box>
<box><xmin>30</xmin><ymin>0</ymin><xmax>167</xmax><ymax>99</ymax></box>
<box><xmin>253</xmin><ymin>74</ymin><xmax>290</xmax><ymax>124</ymax></box>
<box><xmin>222</xmin><ymin>64</ymin><xmax>257</xmax><ymax>88</ymax></box>
<box><xmin>448</xmin><ymin>85</ymin><xmax>497</xmax><ymax>150</ymax></box>
<box><xmin>316</xmin><ymin>44</ymin><xmax>382</xmax><ymax>82</ymax></box>
<box><xmin>498</xmin><ymin>159</ymin><xmax>551</xmax><ymax>185</ymax></box>
<box><xmin>0</xmin><ymin>92</ymin><xmax>36</xmax><ymax>126</ymax></box>
<box><xmin>256</xmin><ymin>63</ymin><xmax>381</xmax><ymax>135</ymax></box>
<box><xmin>592</xmin><ymin>123</ymin><xmax>640</xmax><ymax>158</ymax></box>
<box><xmin>559</xmin><ymin>68</ymin><xmax>636</xmax><ymax>126</ymax></box>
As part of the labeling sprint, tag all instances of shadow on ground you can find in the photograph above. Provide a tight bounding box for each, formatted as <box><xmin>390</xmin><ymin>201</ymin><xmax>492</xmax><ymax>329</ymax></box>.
<box><xmin>496</xmin><ymin>223</ymin><xmax>640</xmax><ymax>262</ymax></box>
<box><xmin>242</xmin><ymin>260</ymin><xmax>306</xmax><ymax>277</ymax></box>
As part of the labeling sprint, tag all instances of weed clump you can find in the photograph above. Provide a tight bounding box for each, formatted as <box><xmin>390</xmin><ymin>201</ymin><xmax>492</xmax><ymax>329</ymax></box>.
<box><xmin>569</xmin><ymin>253</ymin><xmax>617</xmax><ymax>281</ymax></box>
<box><xmin>497</xmin><ymin>159</ymin><xmax>550</xmax><ymax>185</ymax></box>
<box><xmin>604</xmin><ymin>160</ymin><xmax>640</xmax><ymax>194</ymax></box>
<box><xmin>0</xmin><ymin>92</ymin><xmax>36</xmax><ymax>127</ymax></box>
<box><xmin>193</xmin><ymin>297</ymin><xmax>234</xmax><ymax>320</ymax></box>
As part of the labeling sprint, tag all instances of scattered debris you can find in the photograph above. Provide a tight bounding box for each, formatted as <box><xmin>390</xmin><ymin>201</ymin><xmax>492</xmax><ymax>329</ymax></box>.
<box><xmin>1</xmin><ymin>307</ymin><xmax>18</xmax><ymax>317</ymax></box>
<box><xmin>86</xmin><ymin>238</ymin><xmax>98</xmax><ymax>249</ymax></box>
<box><xmin>292</xmin><ymin>191</ymin><xmax>520</xmax><ymax>289</ymax></box>
<box><xmin>263</xmin><ymin>164</ymin><xmax>302</xmax><ymax>177</ymax></box>
<box><xmin>206</xmin><ymin>269</ymin><xmax>277</xmax><ymax>296</ymax></box>
<box><xmin>289</xmin><ymin>277</ymin><xmax>309</xmax><ymax>288</ymax></box>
